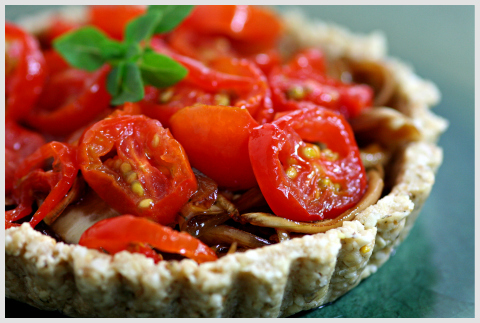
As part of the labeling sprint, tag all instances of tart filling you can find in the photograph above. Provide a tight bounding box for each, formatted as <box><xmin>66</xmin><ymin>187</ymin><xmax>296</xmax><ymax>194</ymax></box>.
<box><xmin>5</xmin><ymin>5</ymin><xmax>447</xmax><ymax>317</ymax></box>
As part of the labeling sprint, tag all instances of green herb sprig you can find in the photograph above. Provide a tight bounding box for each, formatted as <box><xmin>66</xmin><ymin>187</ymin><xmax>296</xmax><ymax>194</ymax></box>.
<box><xmin>53</xmin><ymin>5</ymin><xmax>193</xmax><ymax>105</ymax></box>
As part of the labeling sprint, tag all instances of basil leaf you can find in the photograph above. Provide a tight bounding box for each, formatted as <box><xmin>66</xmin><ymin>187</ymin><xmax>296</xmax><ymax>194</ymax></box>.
<box><xmin>148</xmin><ymin>5</ymin><xmax>194</xmax><ymax>33</ymax></box>
<box><xmin>138</xmin><ymin>51</ymin><xmax>188</xmax><ymax>88</ymax></box>
<box><xmin>53</xmin><ymin>27</ymin><xmax>124</xmax><ymax>71</ymax></box>
<box><xmin>108</xmin><ymin>62</ymin><xmax>145</xmax><ymax>105</ymax></box>
<box><xmin>106</xmin><ymin>63</ymin><xmax>124</xmax><ymax>98</ymax></box>
<box><xmin>125</xmin><ymin>11</ymin><xmax>163</xmax><ymax>43</ymax></box>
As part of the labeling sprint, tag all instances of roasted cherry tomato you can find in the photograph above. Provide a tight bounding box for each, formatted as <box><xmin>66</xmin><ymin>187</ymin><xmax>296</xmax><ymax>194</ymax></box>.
<box><xmin>26</xmin><ymin>65</ymin><xmax>111</xmax><ymax>136</ymax></box>
<box><xmin>6</xmin><ymin>142</ymin><xmax>78</xmax><ymax>229</ymax></box>
<box><xmin>145</xmin><ymin>39</ymin><xmax>272</xmax><ymax>127</ymax></box>
<box><xmin>79</xmin><ymin>215</ymin><xmax>217</xmax><ymax>263</ymax></box>
<box><xmin>269</xmin><ymin>48</ymin><xmax>373</xmax><ymax>119</ymax></box>
<box><xmin>77</xmin><ymin>115</ymin><xmax>197</xmax><ymax>226</ymax></box>
<box><xmin>43</xmin><ymin>49</ymin><xmax>71</xmax><ymax>75</ymax></box>
<box><xmin>5</xmin><ymin>119</ymin><xmax>46</xmax><ymax>196</ymax></box>
<box><xmin>179</xmin><ymin>5</ymin><xmax>282</xmax><ymax>55</ymax></box>
<box><xmin>170</xmin><ymin>104</ymin><xmax>259</xmax><ymax>190</ymax></box>
<box><xmin>88</xmin><ymin>5</ymin><xmax>146</xmax><ymax>40</ymax></box>
<box><xmin>44</xmin><ymin>17</ymin><xmax>81</xmax><ymax>46</ymax></box>
<box><xmin>249</xmin><ymin>105</ymin><xmax>367</xmax><ymax>221</ymax></box>
<box><xmin>5</xmin><ymin>22</ymin><xmax>46</xmax><ymax>121</ymax></box>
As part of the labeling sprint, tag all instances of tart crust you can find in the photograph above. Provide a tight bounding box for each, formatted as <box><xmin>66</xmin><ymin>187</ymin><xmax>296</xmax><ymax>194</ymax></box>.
<box><xmin>5</xmin><ymin>6</ymin><xmax>447</xmax><ymax>317</ymax></box>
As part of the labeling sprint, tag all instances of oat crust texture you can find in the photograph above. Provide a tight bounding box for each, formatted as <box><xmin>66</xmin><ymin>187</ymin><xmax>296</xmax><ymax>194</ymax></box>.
<box><xmin>5</xmin><ymin>6</ymin><xmax>448</xmax><ymax>318</ymax></box>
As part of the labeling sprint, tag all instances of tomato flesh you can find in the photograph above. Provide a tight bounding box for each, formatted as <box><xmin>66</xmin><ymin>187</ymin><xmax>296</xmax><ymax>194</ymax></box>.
<box><xmin>88</xmin><ymin>5</ymin><xmax>146</xmax><ymax>40</ymax></box>
<box><xmin>249</xmin><ymin>106</ymin><xmax>367</xmax><ymax>221</ymax></box>
<box><xmin>5</xmin><ymin>22</ymin><xmax>46</xmax><ymax>121</ymax></box>
<box><xmin>26</xmin><ymin>65</ymin><xmax>111</xmax><ymax>136</ymax></box>
<box><xmin>79</xmin><ymin>215</ymin><xmax>217</xmax><ymax>263</ymax></box>
<box><xmin>170</xmin><ymin>104</ymin><xmax>259</xmax><ymax>190</ymax></box>
<box><xmin>77</xmin><ymin>115</ymin><xmax>197</xmax><ymax>226</ymax></box>
<box><xmin>269</xmin><ymin>48</ymin><xmax>373</xmax><ymax>119</ymax></box>
<box><xmin>179</xmin><ymin>5</ymin><xmax>282</xmax><ymax>55</ymax></box>
<box><xmin>6</xmin><ymin>142</ymin><xmax>78</xmax><ymax>228</ymax></box>
<box><xmin>5</xmin><ymin>120</ymin><xmax>46</xmax><ymax>196</ymax></box>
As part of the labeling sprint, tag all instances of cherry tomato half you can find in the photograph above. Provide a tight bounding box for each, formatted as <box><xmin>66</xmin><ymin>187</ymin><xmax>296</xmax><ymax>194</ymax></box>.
<box><xmin>5</xmin><ymin>119</ymin><xmax>46</xmax><ymax>196</ymax></box>
<box><xmin>170</xmin><ymin>104</ymin><xmax>259</xmax><ymax>190</ymax></box>
<box><xmin>79</xmin><ymin>215</ymin><xmax>217</xmax><ymax>263</ymax></box>
<box><xmin>6</xmin><ymin>142</ymin><xmax>78</xmax><ymax>229</ymax></box>
<box><xmin>146</xmin><ymin>39</ymin><xmax>272</xmax><ymax>127</ymax></box>
<box><xmin>88</xmin><ymin>5</ymin><xmax>146</xmax><ymax>40</ymax></box>
<box><xmin>26</xmin><ymin>65</ymin><xmax>111</xmax><ymax>136</ymax></box>
<box><xmin>5</xmin><ymin>22</ymin><xmax>46</xmax><ymax>121</ymax></box>
<box><xmin>249</xmin><ymin>106</ymin><xmax>367</xmax><ymax>221</ymax></box>
<box><xmin>77</xmin><ymin>115</ymin><xmax>197</xmax><ymax>226</ymax></box>
<box><xmin>179</xmin><ymin>5</ymin><xmax>282</xmax><ymax>55</ymax></box>
<box><xmin>269</xmin><ymin>48</ymin><xmax>373</xmax><ymax>119</ymax></box>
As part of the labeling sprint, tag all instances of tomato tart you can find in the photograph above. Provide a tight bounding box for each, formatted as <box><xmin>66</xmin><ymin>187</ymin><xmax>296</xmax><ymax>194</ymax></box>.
<box><xmin>5</xmin><ymin>5</ymin><xmax>447</xmax><ymax>317</ymax></box>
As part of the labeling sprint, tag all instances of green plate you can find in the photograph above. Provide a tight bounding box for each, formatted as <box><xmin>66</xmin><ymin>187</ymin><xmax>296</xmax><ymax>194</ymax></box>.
<box><xmin>5</xmin><ymin>5</ymin><xmax>474</xmax><ymax>318</ymax></box>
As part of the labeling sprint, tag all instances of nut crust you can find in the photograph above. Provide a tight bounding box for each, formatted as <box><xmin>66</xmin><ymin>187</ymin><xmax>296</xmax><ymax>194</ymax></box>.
<box><xmin>6</xmin><ymin>6</ymin><xmax>446</xmax><ymax>317</ymax></box>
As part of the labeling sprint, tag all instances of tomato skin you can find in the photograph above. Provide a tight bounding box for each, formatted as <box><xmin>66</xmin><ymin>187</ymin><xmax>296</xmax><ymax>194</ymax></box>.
<box><xmin>6</xmin><ymin>142</ymin><xmax>78</xmax><ymax>228</ymax></box>
<box><xmin>170</xmin><ymin>104</ymin><xmax>259</xmax><ymax>190</ymax></box>
<box><xmin>77</xmin><ymin>115</ymin><xmax>197</xmax><ymax>226</ymax></box>
<box><xmin>5</xmin><ymin>22</ymin><xmax>46</xmax><ymax>121</ymax></box>
<box><xmin>180</xmin><ymin>5</ymin><xmax>282</xmax><ymax>55</ymax></box>
<box><xmin>26</xmin><ymin>65</ymin><xmax>112</xmax><ymax>136</ymax></box>
<box><xmin>43</xmin><ymin>49</ymin><xmax>70</xmax><ymax>75</ymax></box>
<box><xmin>88</xmin><ymin>5</ymin><xmax>146</xmax><ymax>40</ymax></box>
<box><xmin>44</xmin><ymin>17</ymin><xmax>80</xmax><ymax>45</ymax></box>
<box><xmin>79</xmin><ymin>215</ymin><xmax>217</xmax><ymax>263</ymax></box>
<box><xmin>269</xmin><ymin>48</ymin><xmax>373</xmax><ymax>119</ymax></box>
<box><xmin>147</xmin><ymin>39</ymin><xmax>272</xmax><ymax>127</ymax></box>
<box><xmin>5</xmin><ymin>119</ymin><xmax>46</xmax><ymax>195</ymax></box>
<box><xmin>249</xmin><ymin>106</ymin><xmax>366</xmax><ymax>221</ymax></box>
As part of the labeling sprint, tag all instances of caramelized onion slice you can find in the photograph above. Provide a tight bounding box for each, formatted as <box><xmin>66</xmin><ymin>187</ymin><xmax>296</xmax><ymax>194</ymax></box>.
<box><xmin>234</xmin><ymin>187</ymin><xmax>268</xmax><ymax>213</ymax></box>
<box><xmin>328</xmin><ymin>58</ymin><xmax>396</xmax><ymax>107</ymax></box>
<box><xmin>200</xmin><ymin>224</ymin><xmax>271</xmax><ymax>249</ymax></box>
<box><xmin>350</xmin><ymin>107</ymin><xmax>421</xmax><ymax>147</ymax></box>
<box><xmin>360</xmin><ymin>143</ymin><xmax>390</xmax><ymax>169</ymax></box>
<box><xmin>238</xmin><ymin>170</ymin><xmax>383</xmax><ymax>234</ymax></box>
<box><xmin>51</xmin><ymin>188</ymin><xmax>120</xmax><ymax>243</ymax></box>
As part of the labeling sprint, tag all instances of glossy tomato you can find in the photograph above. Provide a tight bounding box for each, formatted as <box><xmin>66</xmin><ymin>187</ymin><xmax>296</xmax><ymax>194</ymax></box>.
<box><xmin>26</xmin><ymin>65</ymin><xmax>111</xmax><ymax>137</ymax></box>
<box><xmin>6</xmin><ymin>142</ymin><xmax>78</xmax><ymax>228</ymax></box>
<box><xmin>170</xmin><ymin>104</ymin><xmax>259</xmax><ymax>190</ymax></box>
<box><xmin>145</xmin><ymin>39</ymin><xmax>272</xmax><ymax>127</ymax></box>
<box><xmin>88</xmin><ymin>5</ymin><xmax>146</xmax><ymax>40</ymax></box>
<box><xmin>5</xmin><ymin>119</ymin><xmax>46</xmax><ymax>196</ymax></box>
<box><xmin>249</xmin><ymin>106</ymin><xmax>367</xmax><ymax>221</ymax></box>
<box><xmin>77</xmin><ymin>115</ymin><xmax>197</xmax><ymax>226</ymax></box>
<box><xmin>79</xmin><ymin>215</ymin><xmax>217</xmax><ymax>263</ymax></box>
<box><xmin>179</xmin><ymin>5</ymin><xmax>282</xmax><ymax>55</ymax></box>
<box><xmin>5</xmin><ymin>22</ymin><xmax>46</xmax><ymax>121</ymax></box>
<box><xmin>269</xmin><ymin>48</ymin><xmax>373</xmax><ymax>119</ymax></box>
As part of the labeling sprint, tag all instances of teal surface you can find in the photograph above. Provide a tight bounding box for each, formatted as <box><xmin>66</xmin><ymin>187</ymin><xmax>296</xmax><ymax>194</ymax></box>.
<box><xmin>5</xmin><ymin>5</ymin><xmax>475</xmax><ymax>318</ymax></box>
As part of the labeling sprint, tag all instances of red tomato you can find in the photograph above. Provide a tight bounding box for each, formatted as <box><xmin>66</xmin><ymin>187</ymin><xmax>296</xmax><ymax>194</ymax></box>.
<box><xmin>88</xmin><ymin>5</ymin><xmax>146</xmax><ymax>40</ymax></box>
<box><xmin>269</xmin><ymin>48</ymin><xmax>373</xmax><ymax>119</ymax></box>
<box><xmin>146</xmin><ymin>39</ymin><xmax>272</xmax><ymax>127</ymax></box>
<box><xmin>170</xmin><ymin>104</ymin><xmax>259</xmax><ymax>190</ymax></box>
<box><xmin>77</xmin><ymin>115</ymin><xmax>197</xmax><ymax>226</ymax></box>
<box><xmin>248</xmin><ymin>106</ymin><xmax>367</xmax><ymax>221</ymax></box>
<box><xmin>44</xmin><ymin>17</ymin><xmax>81</xmax><ymax>45</ymax></box>
<box><xmin>43</xmin><ymin>49</ymin><xmax>70</xmax><ymax>75</ymax></box>
<box><xmin>79</xmin><ymin>215</ymin><xmax>218</xmax><ymax>263</ymax></box>
<box><xmin>5</xmin><ymin>119</ymin><xmax>46</xmax><ymax>195</ymax></box>
<box><xmin>168</xmin><ymin>23</ymin><xmax>282</xmax><ymax>75</ymax></box>
<box><xmin>180</xmin><ymin>5</ymin><xmax>282</xmax><ymax>55</ymax></box>
<box><xmin>6</xmin><ymin>142</ymin><xmax>78</xmax><ymax>228</ymax></box>
<box><xmin>5</xmin><ymin>22</ymin><xmax>46</xmax><ymax>121</ymax></box>
<box><xmin>26</xmin><ymin>65</ymin><xmax>111</xmax><ymax>136</ymax></box>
